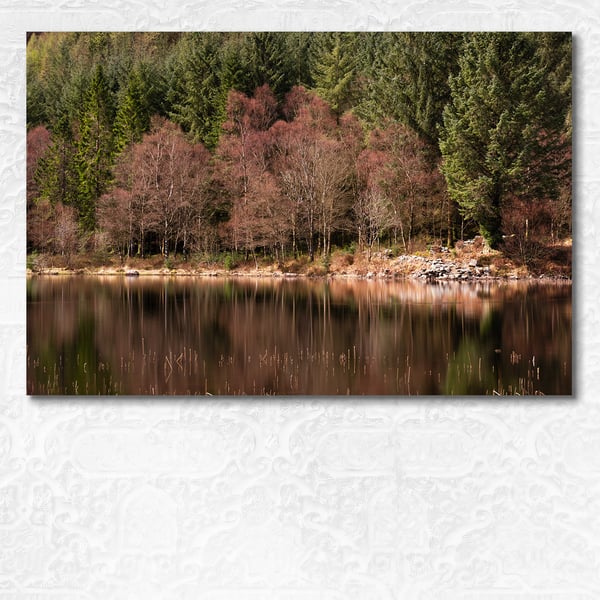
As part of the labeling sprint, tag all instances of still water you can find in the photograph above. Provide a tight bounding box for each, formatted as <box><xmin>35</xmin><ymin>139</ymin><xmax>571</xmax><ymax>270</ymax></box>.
<box><xmin>27</xmin><ymin>276</ymin><xmax>571</xmax><ymax>395</ymax></box>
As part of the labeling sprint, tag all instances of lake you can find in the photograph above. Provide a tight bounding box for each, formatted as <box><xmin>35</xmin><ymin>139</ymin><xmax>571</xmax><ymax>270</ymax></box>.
<box><xmin>26</xmin><ymin>275</ymin><xmax>572</xmax><ymax>396</ymax></box>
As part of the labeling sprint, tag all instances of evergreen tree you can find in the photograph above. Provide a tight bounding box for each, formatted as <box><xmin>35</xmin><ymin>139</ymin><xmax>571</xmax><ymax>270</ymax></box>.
<box><xmin>369</xmin><ymin>32</ymin><xmax>463</xmax><ymax>148</ymax></box>
<box><xmin>311</xmin><ymin>32</ymin><xmax>357</xmax><ymax>120</ymax></box>
<box><xmin>36</xmin><ymin>115</ymin><xmax>78</xmax><ymax>208</ymax></box>
<box><xmin>27</xmin><ymin>33</ymin><xmax>88</xmax><ymax>128</ymax></box>
<box><xmin>284</xmin><ymin>32</ymin><xmax>314</xmax><ymax>88</ymax></box>
<box><xmin>167</xmin><ymin>32</ymin><xmax>227</xmax><ymax>148</ymax></box>
<box><xmin>75</xmin><ymin>64</ymin><xmax>115</xmax><ymax>231</ymax></box>
<box><xmin>351</xmin><ymin>32</ymin><xmax>390</xmax><ymax>125</ymax></box>
<box><xmin>439</xmin><ymin>32</ymin><xmax>570</xmax><ymax>247</ymax></box>
<box><xmin>241</xmin><ymin>33</ymin><xmax>296</xmax><ymax>99</ymax></box>
<box><xmin>532</xmin><ymin>32</ymin><xmax>572</xmax><ymax>137</ymax></box>
<box><xmin>113</xmin><ymin>64</ymin><xmax>155</xmax><ymax>154</ymax></box>
<box><xmin>26</xmin><ymin>33</ymin><xmax>46</xmax><ymax>127</ymax></box>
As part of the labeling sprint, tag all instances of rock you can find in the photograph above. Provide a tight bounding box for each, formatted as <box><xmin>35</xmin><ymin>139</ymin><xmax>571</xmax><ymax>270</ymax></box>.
<box><xmin>125</xmin><ymin>270</ymin><xmax>139</xmax><ymax>277</ymax></box>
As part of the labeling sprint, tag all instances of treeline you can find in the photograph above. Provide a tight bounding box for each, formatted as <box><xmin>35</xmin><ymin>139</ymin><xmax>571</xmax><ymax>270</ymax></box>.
<box><xmin>26</xmin><ymin>32</ymin><xmax>572</xmax><ymax>264</ymax></box>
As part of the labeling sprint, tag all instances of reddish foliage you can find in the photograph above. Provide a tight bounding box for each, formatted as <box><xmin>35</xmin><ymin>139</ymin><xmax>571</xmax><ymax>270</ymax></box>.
<box><xmin>28</xmin><ymin>197</ymin><xmax>54</xmax><ymax>253</ymax></box>
<box><xmin>224</xmin><ymin>84</ymin><xmax>278</xmax><ymax>135</ymax></box>
<box><xmin>270</xmin><ymin>94</ymin><xmax>354</xmax><ymax>259</ymax></box>
<box><xmin>356</xmin><ymin>122</ymin><xmax>446</xmax><ymax>250</ymax></box>
<box><xmin>218</xmin><ymin>87</ymin><xmax>292</xmax><ymax>258</ymax></box>
<box><xmin>53</xmin><ymin>202</ymin><xmax>79</xmax><ymax>263</ymax></box>
<box><xmin>98</xmin><ymin>188</ymin><xmax>134</xmax><ymax>255</ymax></box>
<box><xmin>27</xmin><ymin>125</ymin><xmax>51</xmax><ymax>203</ymax></box>
<box><xmin>102</xmin><ymin>116</ymin><xmax>211</xmax><ymax>257</ymax></box>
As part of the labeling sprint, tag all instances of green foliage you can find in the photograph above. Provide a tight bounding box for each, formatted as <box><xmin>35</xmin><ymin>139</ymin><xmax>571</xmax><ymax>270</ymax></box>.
<box><xmin>75</xmin><ymin>64</ymin><xmax>116</xmax><ymax>231</ymax></box>
<box><xmin>113</xmin><ymin>64</ymin><xmax>158</xmax><ymax>153</ymax></box>
<box><xmin>311</xmin><ymin>32</ymin><xmax>357</xmax><ymax>119</ymax></box>
<box><xmin>223</xmin><ymin>253</ymin><xmax>236</xmax><ymax>271</ymax></box>
<box><xmin>439</xmin><ymin>32</ymin><xmax>571</xmax><ymax>248</ymax></box>
<box><xmin>242</xmin><ymin>32</ymin><xmax>295</xmax><ymax>99</ymax></box>
<box><xmin>26</xmin><ymin>75</ymin><xmax>46</xmax><ymax>129</ymax></box>
<box><xmin>167</xmin><ymin>32</ymin><xmax>229</xmax><ymax>149</ymax></box>
<box><xmin>36</xmin><ymin>115</ymin><xmax>78</xmax><ymax>207</ymax></box>
<box><xmin>26</xmin><ymin>251</ymin><xmax>38</xmax><ymax>271</ymax></box>
<box><xmin>532</xmin><ymin>32</ymin><xmax>572</xmax><ymax>137</ymax></box>
<box><xmin>167</xmin><ymin>32</ymin><xmax>307</xmax><ymax>148</ymax></box>
<box><xmin>284</xmin><ymin>33</ymin><xmax>315</xmax><ymax>88</ymax></box>
<box><xmin>344</xmin><ymin>241</ymin><xmax>357</xmax><ymax>255</ymax></box>
<box><xmin>362</xmin><ymin>32</ymin><xmax>463</xmax><ymax>148</ymax></box>
<box><xmin>26</xmin><ymin>32</ymin><xmax>572</xmax><ymax>263</ymax></box>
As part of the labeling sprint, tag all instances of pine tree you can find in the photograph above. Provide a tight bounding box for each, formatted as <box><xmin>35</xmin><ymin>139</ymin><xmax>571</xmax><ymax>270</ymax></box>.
<box><xmin>311</xmin><ymin>32</ymin><xmax>357</xmax><ymax>120</ymax></box>
<box><xmin>113</xmin><ymin>64</ymin><xmax>154</xmax><ymax>154</ymax></box>
<box><xmin>284</xmin><ymin>32</ymin><xmax>314</xmax><ymax>88</ymax></box>
<box><xmin>36</xmin><ymin>115</ymin><xmax>78</xmax><ymax>208</ymax></box>
<box><xmin>241</xmin><ymin>33</ymin><xmax>288</xmax><ymax>97</ymax></box>
<box><xmin>369</xmin><ymin>32</ymin><xmax>463</xmax><ymax>148</ymax></box>
<box><xmin>439</xmin><ymin>32</ymin><xmax>570</xmax><ymax>248</ymax></box>
<box><xmin>27</xmin><ymin>33</ymin><xmax>89</xmax><ymax>128</ymax></box>
<box><xmin>75</xmin><ymin>64</ymin><xmax>115</xmax><ymax>231</ymax></box>
<box><xmin>168</xmin><ymin>32</ymin><xmax>227</xmax><ymax>149</ymax></box>
<box><xmin>533</xmin><ymin>32</ymin><xmax>572</xmax><ymax>138</ymax></box>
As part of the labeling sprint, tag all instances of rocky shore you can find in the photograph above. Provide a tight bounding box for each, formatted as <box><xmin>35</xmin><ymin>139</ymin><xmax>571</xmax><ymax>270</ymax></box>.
<box><xmin>27</xmin><ymin>254</ymin><xmax>571</xmax><ymax>282</ymax></box>
<box><xmin>26</xmin><ymin>237</ymin><xmax>572</xmax><ymax>281</ymax></box>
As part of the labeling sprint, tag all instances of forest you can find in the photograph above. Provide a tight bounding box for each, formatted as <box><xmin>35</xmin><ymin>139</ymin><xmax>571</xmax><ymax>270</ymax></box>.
<box><xmin>26</xmin><ymin>32</ymin><xmax>572</xmax><ymax>270</ymax></box>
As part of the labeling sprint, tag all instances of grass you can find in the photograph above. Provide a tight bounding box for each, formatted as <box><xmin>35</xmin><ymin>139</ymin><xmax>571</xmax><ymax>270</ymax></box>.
<box><xmin>27</xmin><ymin>234</ymin><xmax>572</xmax><ymax>281</ymax></box>
<box><xmin>27</xmin><ymin>339</ymin><xmax>557</xmax><ymax>396</ymax></box>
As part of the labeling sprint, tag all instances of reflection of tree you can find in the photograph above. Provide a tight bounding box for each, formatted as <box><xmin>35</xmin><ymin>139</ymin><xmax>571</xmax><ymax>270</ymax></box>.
<box><xmin>27</xmin><ymin>277</ymin><xmax>571</xmax><ymax>395</ymax></box>
<box><xmin>443</xmin><ymin>287</ymin><xmax>572</xmax><ymax>394</ymax></box>
<box><xmin>444</xmin><ymin>308</ymin><xmax>502</xmax><ymax>395</ymax></box>
<box><xmin>27</xmin><ymin>278</ymin><xmax>118</xmax><ymax>394</ymax></box>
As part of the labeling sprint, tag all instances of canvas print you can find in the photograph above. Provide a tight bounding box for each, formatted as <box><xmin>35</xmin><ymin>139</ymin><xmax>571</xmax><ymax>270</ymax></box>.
<box><xmin>26</xmin><ymin>32</ymin><xmax>572</xmax><ymax>395</ymax></box>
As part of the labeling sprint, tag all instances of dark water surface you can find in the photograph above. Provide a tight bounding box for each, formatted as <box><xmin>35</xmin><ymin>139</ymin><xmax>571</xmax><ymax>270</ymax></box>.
<box><xmin>27</xmin><ymin>275</ymin><xmax>571</xmax><ymax>395</ymax></box>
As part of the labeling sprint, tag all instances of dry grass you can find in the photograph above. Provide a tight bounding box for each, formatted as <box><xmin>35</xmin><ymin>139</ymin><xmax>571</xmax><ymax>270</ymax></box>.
<box><xmin>27</xmin><ymin>236</ymin><xmax>572</xmax><ymax>280</ymax></box>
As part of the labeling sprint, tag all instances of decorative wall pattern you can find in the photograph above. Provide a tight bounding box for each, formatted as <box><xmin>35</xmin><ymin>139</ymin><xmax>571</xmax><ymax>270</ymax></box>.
<box><xmin>2</xmin><ymin>2</ymin><xmax>598</xmax><ymax>598</ymax></box>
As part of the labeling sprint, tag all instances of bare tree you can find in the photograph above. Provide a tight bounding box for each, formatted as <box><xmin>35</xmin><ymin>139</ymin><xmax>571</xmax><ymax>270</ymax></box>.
<box><xmin>98</xmin><ymin>188</ymin><xmax>135</xmax><ymax>258</ymax></box>
<box><xmin>365</xmin><ymin>123</ymin><xmax>445</xmax><ymax>251</ymax></box>
<box><xmin>106</xmin><ymin>116</ymin><xmax>211</xmax><ymax>259</ymax></box>
<box><xmin>53</xmin><ymin>203</ymin><xmax>79</xmax><ymax>265</ymax></box>
<box><xmin>217</xmin><ymin>86</ymin><xmax>288</xmax><ymax>264</ymax></box>
<box><xmin>273</xmin><ymin>93</ymin><xmax>355</xmax><ymax>260</ymax></box>
<box><xmin>27</xmin><ymin>197</ymin><xmax>54</xmax><ymax>254</ymax></box>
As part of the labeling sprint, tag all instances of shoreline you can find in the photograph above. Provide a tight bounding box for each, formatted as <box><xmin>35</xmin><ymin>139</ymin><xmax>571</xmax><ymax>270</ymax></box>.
<box><xmin>26</xmin><ymin>258</ymin><xmax>572</xmax><ymax>283</ymax></box>
<box><xmin>27</xmin><ymin>239</ymin><xmax>572</xmax><ymax>283</ymax></box>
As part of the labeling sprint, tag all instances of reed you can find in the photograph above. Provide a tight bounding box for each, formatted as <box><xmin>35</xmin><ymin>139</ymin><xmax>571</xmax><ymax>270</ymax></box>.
<box><xmin>27</xmin><ymin>341</ymin><xmax>555</xmax><ymax>395</ymax></box>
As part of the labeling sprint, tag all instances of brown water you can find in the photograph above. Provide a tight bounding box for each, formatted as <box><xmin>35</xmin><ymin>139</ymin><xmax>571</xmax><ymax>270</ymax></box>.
<box><xmin>26</xmin><ymin>275</ymin><xmax>572</xmax><ymax>395</ymax></box>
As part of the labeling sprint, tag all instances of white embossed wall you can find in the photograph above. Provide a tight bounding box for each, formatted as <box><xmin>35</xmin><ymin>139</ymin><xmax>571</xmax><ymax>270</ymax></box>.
<box><xmin>2</xmin><ymin>3</ymin><xmax>597</xmax><ymax>598</ymax></box>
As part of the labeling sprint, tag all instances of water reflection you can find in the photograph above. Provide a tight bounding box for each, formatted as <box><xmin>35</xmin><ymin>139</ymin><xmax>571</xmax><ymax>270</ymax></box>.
<box><xmin>27</xmin><ymin>276</ymin><xmax>572</xmax><ymax>395</ymax></box>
